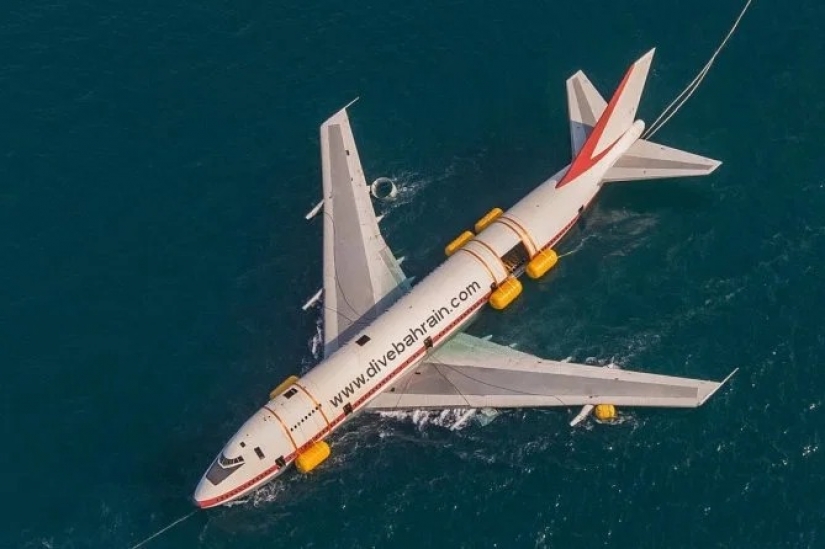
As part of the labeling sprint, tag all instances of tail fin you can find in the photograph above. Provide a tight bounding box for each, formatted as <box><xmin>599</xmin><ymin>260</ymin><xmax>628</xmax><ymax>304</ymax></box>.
<box><xmin>565</xmin><ymin>48</ymin><xmax>721</xmax><ymax>184</ymax></box>
<box><xmin>603</xmin><ymin>138</ymin><xmax>721</xmax><ymax>182</ymax></box>
<box><xmin>559</xmin><ymin>49</ymin><xmax>655</xmax><ymax>187</ymax></box>
<box><xmin>589</xmin><ymin>48</ymin><xmax>655</xmax><ymax>157</ymax></box>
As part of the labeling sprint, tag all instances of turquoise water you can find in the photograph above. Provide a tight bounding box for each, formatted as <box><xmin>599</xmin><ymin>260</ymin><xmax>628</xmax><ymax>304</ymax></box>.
<box><xmin>3</xmin><ymin>0</ymin><xmax>825</xmax><ymax>547</ymax></box>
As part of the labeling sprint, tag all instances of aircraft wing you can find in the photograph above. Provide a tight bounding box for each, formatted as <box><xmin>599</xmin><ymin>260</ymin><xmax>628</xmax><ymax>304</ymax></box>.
<box><xmin>366</xmin><ymin>333</ymin><xmax>730</xmax><ymax>410</ymax></box>
<box><xmin>320</xmin><ymin>105</ymin><xmax>408</xmax><ymax>357</ymax></box>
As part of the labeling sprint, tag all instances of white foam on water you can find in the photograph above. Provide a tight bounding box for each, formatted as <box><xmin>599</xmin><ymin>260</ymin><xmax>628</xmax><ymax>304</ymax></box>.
<box><xmin>228</xmin><ymin>471</ymin><xmax>305</xmax><ymax>509</ymax></box>
<box><xmin>247</xmin><ymin>478</ymin><xmax>289</xmax><ymax>508</ymax></box>
<box><xmin>557</xmin><ymin>233</ymin><xmax>597</xmax><ymax>259</ymax></box>
<box><xmin>309</xmin><ymin>316</ymin><xmax>323</xmax><ymax>360</ymax></box>
<box><xmin>378</xmin><ymin>408</ymin><xmax>482</xmax><ymax>431</ymax></box>
<box><xmin>298</xmin><ymin>316</ymin><xmax>324</xmax><ymax>373</ymax></box>
<box><xmin>376</xmin><ymin>170</ymin><xmax>434</xmax><ymax>217</ymax></box>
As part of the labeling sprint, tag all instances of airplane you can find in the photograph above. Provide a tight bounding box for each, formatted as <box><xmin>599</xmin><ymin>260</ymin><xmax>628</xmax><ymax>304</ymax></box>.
<box><xmin>193</xmin><ymin>48</ymin><xmax>735</xmax><ymax>508</ymax></box>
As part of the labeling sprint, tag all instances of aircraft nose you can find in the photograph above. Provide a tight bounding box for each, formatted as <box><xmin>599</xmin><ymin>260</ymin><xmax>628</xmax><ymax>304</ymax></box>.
<box><xmin>192</xmin><ymin>473</ymin><xmax>224</xmax><ymax>509</ymax></box>
<box><xmin>192</xmin><ymin>479</ymin><xmax>210</xmax><ymax>509</ymax></box>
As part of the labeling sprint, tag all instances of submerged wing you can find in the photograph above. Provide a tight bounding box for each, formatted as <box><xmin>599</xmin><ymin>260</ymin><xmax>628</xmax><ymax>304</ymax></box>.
<box><xmin>603</xmin><ymin>138</ymin><xmax>722</xmax><ymax>182</ymax></box>
<box><xmin>321</xmin><ymin>105</ymin><xmax>407</xmax><ymax>357</ymax></box>
<box><xmin>566</xmin><ymin>70</ymin><xmax>607</xmax><ymax>157</ymax></box>
<box><xmin>366</xmin><ymin>333</ymin><xmax>729</xmax><ymax>410</ymax></box>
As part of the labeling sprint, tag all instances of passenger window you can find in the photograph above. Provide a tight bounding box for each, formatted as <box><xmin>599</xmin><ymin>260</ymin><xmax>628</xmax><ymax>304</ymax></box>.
<box><xmin>254</xmin><ymin>447</ymin><xmax>265</xmax><ymax>459</ymax></box>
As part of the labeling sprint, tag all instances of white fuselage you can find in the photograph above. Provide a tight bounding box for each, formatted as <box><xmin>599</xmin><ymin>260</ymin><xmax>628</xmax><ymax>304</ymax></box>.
<box><xmin>193</xmin><ymin>121</ymin><xmax>645</xmax><ymax>508</ymax></box>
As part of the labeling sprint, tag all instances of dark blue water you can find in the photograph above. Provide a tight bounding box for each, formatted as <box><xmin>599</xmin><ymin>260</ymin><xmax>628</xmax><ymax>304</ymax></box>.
<box><xmin>3</xmin><ymin>1</ymin><xmax>824</xmax><ymax>547</ymax></box>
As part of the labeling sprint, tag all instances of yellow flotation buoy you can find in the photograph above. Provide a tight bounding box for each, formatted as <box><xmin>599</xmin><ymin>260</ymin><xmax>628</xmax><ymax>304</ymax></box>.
<box><xmin>474</xmin><ymin>207</ymin><xmax>503</xmax><ymax>233</ymax></box>
<box><xmin>594</xmin><ymin>404</ymin><xmax>617</xmax><ymax>421</ymax></box>
<box><xmin>526</xmin><ymin>249</ymin><xmax>558</xmax><ymax>280</ymax></box>
<box><xmin>269</xmin><ymin>375</ymin><xmax>299</xmax><ymax>400</ymax></box>
<box><xmin>296</xmin><ymin>441</ymin><xmax>331</xmax><ymax>473</ymax></box>
<box><xmin>445</xmin><ymin>230</ymin><xmax>474</xmax><ymax>256</ymax></box>
<box><xmin>489</xmin><ymin>278</ymin><xmax>522</xmax><ymax>310</ymax></box>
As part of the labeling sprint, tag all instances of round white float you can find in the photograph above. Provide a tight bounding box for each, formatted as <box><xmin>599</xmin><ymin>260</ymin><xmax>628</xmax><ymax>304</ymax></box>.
<box><xmin>370</xmin><ymin>177</ymin><xmax>398</xmax><ymax>200</ymax></box>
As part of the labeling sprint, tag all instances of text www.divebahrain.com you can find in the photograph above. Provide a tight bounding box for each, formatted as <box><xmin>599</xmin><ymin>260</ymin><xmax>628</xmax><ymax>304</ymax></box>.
<box><xmin>329</xmin><ymin>280</ymin><xmax>483</xmax><ymax>408</ymax></box>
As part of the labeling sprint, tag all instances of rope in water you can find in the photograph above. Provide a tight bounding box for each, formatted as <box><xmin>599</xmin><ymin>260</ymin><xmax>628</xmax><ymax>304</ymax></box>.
<box><xmin>643</xmin><ymin>0</ymin><xmax>754</xmax><ymax>139</ymax></box>
<box><xmin>127</xmin><ymin>510</ymin><xmax>197</xmax><ymax>549</ymax></box>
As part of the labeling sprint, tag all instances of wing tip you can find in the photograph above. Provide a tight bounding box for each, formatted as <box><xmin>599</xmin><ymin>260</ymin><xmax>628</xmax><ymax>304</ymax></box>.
<box><xmin>699</xmin><ymin>367</ymin><xmax>739</xmax><ymax>406</ymax></box>
<box><xmin>342</xmin><ymin>96</ymin><xmax>360</xmax><ymax>111</ymax></box>
<box><xmin>321</xmin><ymin>96</ymin><xmax>361</xmax><ymax>128</ymax></box>
<box><xmin>566</xmin><ymin>69</ymin><xmax>586</xmax><ymax>85</ymax></box>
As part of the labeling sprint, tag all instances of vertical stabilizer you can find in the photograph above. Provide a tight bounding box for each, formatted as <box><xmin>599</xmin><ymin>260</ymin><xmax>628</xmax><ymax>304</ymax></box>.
<box><xmin>592</xmin><ymin>49</ymin><xmax>654</xmax><ymax>157</ymax></box>
<box><xmin>558</xmin><ymin>49</ymin><xmax>655</xmax><ymax>187</ymax></box>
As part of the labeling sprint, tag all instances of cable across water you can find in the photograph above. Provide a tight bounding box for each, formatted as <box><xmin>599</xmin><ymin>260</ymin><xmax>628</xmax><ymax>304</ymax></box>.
<box><xmin>126</xmin><ymin>510</ymin><xmax>197</xmax><ymax>549</ymax></box>
<box><xmin>643</xmin><ymin>0</ymin><xmax>754</xmax><ymax>139</ymax></box>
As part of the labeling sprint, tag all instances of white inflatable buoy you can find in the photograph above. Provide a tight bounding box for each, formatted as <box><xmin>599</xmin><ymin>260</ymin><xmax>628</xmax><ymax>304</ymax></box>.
<box><xmin>370</xmin><ymin>177</ymin><xmax>398</xmax><ymax>201</ymax></box>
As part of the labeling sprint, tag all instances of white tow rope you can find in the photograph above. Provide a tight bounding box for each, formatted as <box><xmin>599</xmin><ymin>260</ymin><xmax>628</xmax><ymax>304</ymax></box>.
<box><xmin>126</xmin><ymin>510</ymin><xmax>197</xmax><ymax>549</ymax></box>
<box><xmin>644</xmin><ymin>0</ymin><xmax>754</xmax><ymax>139</ymax></box>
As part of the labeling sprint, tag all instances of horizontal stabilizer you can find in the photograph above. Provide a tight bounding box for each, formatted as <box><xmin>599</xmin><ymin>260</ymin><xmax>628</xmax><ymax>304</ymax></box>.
<box><xmin>603</xmin><ymin>138</ymin><xmax>722</xmax><ymax>182</ymax></box>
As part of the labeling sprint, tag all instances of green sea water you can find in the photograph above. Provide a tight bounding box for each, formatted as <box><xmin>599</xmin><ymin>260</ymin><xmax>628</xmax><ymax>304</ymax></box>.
<box><xmin>3</xmin><ymin>0</ymin><xmax>825</xmax><ymax>547</ymax></box>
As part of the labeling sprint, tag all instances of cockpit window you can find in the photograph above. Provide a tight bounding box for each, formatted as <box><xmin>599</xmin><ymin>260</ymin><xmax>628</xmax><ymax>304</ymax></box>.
<box><xmin>206</xmin><ymin>453</ymin><xmax>245</xmax><ymax>486</ymax></box>
<box><xmin>218</xmin><ymin>454</ymin><xmax>245</xmax><ymax>467</ymax></box>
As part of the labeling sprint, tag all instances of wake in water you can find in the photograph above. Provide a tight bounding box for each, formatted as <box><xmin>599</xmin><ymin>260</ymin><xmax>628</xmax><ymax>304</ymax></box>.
<box><xmin>373</xmin><ymin>170</ymin><xmax>435</xmax><ymax>217</ymax></box>
<box><xmin>308</xmin><ymin>316</ymin><xmax>323</xmax><ymax>361</ymax></box>
<box><xmin>557</xmin><ymin>233</ymin><xmax>598</xmax><ymax>260</ymax></box>
<box><xmin>377</xmin><ymin>408</ymin><xmax>500</xmax><ymax>431</ymax></box>
<box><xmin>235</xmin><ymin>478</ymin><xmax>290</xmax><ymax>508</ymax></box>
